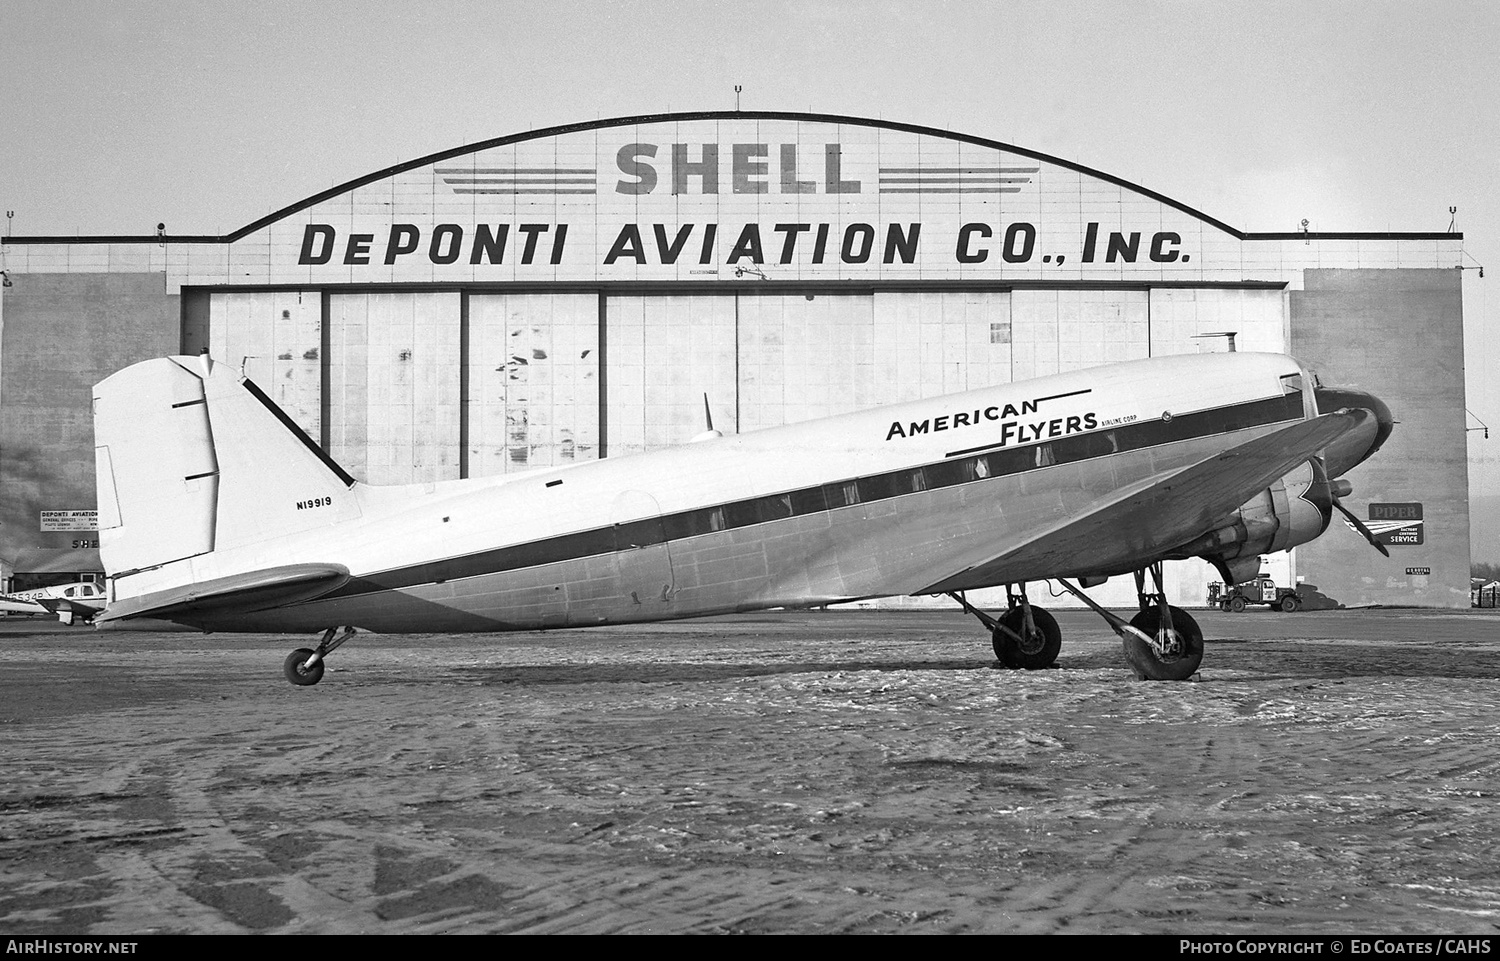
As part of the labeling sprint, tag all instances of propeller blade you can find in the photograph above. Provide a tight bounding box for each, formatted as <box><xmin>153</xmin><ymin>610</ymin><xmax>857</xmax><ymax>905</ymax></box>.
<box><xmin>1333</xmin><ymin>497</ymin><xmax>1390</xmax><ymax>557</ymax></box>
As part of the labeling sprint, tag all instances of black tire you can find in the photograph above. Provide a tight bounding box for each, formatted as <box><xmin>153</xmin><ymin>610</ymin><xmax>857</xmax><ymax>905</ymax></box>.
<box><xmin>1228</xmin><ymin>595</ymin><xmax>1247</xmax><ymax>613</ymax></box>
<box><xmin>1278</xmin><ymin>595</ymin><xmax>1300</xmax><ymax>613</ymax></box>
<box><xmin>992</xmin><ymin>606</ymin><xmax>1062</xmax><ymax>670</ymax></box>
<box><xmin>284</xmin><ymin>648</ymin><xmax>325</xmax><ymax>686</ymax></box>
<box><xmin>1122</xmin><ymin>606</ymin><xmax>1204</xmax><ymax>681</ymax></box>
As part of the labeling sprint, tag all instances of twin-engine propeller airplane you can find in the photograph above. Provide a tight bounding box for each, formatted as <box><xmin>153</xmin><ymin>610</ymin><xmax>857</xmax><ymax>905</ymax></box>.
<box><xmin>90</xmin><ymin>350</ymin><xmax>1391</xmax><ymax>686</ymax></box>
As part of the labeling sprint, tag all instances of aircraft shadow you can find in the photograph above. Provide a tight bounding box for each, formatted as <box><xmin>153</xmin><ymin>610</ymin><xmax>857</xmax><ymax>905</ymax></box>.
<box><xmin>452</xmin><ymin>657</ymin><xmax>1003</xmax><ymax>686</ymax></box>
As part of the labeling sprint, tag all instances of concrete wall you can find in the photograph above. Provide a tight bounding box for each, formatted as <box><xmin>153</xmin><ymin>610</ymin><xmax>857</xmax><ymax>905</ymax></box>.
<box><xmin>0</xmin><ymin>272</ymin><xmax>178</xmax><ymax>564</ymax></box>
<box><xmin>1291</xmin><ymin>268</ymin><xmax>1469</xmax><ymax>607</ymax></box>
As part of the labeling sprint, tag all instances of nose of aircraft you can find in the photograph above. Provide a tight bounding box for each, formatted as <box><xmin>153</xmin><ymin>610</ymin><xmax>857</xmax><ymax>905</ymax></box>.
<box><xmin>1315</xmin><ymin>386</ymin><xmax>1394</xmax><ymax>476</ymax></box>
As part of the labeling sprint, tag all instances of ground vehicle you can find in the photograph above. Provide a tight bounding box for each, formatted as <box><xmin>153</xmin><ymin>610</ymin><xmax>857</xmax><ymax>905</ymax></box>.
<box><xmin>1207</xmin><ymin>575</ymin><xmax>1302</xmax><ymax>612</ymax></box>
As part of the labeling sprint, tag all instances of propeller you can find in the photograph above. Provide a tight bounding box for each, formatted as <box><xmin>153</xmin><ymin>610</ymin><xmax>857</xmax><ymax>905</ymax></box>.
<box><xmin>1329</xmin><ymin>478</ymin><xmax>1390</xmax><ymax>557</ymax></box>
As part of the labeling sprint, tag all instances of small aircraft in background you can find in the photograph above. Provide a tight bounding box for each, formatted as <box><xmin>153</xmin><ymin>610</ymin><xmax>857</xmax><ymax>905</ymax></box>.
<box><xmin>1</xmin><ymin>581</ymin><xmax>106</xmax><ymax>623</ymax></box>
<box><xmin>89</xmin><ymin>350</ymin><xmax>1390</xmax><ymax>685</ymax></box>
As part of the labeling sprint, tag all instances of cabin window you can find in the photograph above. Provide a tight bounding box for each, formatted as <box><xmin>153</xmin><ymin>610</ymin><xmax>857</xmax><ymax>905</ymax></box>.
<box><xmin>791</xmin><ymin>487</ymin><xmax>829</xmax><ymax>515</ymax></box>
<box><xmin>757</xmin><ymin>494</ymin><xmax>794</xmax><ymax>522</ymax></box>
<box><xmin>1035</xmin><ymin>444</ymin><xmax>1056</xmax><ymax>467</ymax></box>
<box><xmin>614</xmin><ymin>518</ymin><xmax>665</xmax><ymax>551</ymax></box>
<box><xmin>925</xmin><ymin>460</ymin><xmax>967</xmax><ymax>489</ymax></box>
<box><xmin>725</xmin><ymin>500</ymin><xmax>760</xmax><ymax>528</ymax></box>
<box><xmin>857</xmin><ymin>473</ymin><xmax>900</xmax><ymax>502</ymax></box>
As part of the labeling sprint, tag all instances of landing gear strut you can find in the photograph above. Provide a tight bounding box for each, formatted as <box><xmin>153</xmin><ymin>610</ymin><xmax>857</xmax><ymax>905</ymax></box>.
<box><xmin>284</xmin><ymin>626</ymin><xmax>356</xmax><ymax>686</ymax></box>
<box><xmin>949</xmin><ymin>585</ymin><xmax>1062</xmax><ymax>670</ymax></box>
<box><xmin>1054</xmin><ymin>563</ymin><xmax>1203</xmax><ymax>681</ymax></box>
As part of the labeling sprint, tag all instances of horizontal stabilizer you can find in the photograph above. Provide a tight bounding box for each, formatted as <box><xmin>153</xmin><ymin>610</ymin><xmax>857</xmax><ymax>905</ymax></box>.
<box><xmin>97</xmin><ymin>563</ymin><xmax>350</xmax><ymax>625</ymax></box>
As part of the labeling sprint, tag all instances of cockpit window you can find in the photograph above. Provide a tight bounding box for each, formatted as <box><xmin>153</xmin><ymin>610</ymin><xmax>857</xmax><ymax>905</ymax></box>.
<box><xmin>1282</xmin><ymin>370</ymin><xmax>1319</xmax><ymax>418</ymax></box>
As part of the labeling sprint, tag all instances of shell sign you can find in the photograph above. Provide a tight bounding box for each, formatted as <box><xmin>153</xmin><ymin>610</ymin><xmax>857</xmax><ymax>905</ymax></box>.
<box><xmin>262</xmin><ymin>112</ymin><xmax>1227</xmax><ymax>285</ymax></box>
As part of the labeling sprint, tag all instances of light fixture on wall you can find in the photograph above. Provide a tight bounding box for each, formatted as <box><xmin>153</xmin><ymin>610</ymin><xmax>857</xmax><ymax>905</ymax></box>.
<box><xmin>1193</xmin><ymin>331</ymin><xmax>1238</xmax><ymax>352</ymax></box>
<box><xmin>0</xmin><ymin>270</ymin><xmax>11</xmax><ymax>288</ymax></box>
<box><xmin>1467</xmin><ymin>409</ymin><xmax>1489</xmax><ymax>440</ymax></box>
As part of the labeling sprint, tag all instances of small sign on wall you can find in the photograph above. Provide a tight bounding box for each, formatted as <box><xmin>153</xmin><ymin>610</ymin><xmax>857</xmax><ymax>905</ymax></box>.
<box><xmin>40</xmin><ymin>510</ymin><xmax>98</xmax><ymax>532</ymax></box>
<box><xmin>1367</xmin><ymin>503</ymin><xmax>1423</xmax><ymax>546</ymax></box>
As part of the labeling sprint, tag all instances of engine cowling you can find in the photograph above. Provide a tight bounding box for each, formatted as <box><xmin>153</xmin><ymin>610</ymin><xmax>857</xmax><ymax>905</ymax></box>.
<box><xmin>1168</xmin><ymin>459</ymin><xmax>1335</xmax><ymax>586</ymax></box>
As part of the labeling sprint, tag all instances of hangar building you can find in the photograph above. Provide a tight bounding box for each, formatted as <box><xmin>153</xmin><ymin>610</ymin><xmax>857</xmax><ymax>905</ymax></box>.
<box><xmin>0</xmin><ymin>112</ymin><xmax>1469</xmax><ymax>608</ymax></box>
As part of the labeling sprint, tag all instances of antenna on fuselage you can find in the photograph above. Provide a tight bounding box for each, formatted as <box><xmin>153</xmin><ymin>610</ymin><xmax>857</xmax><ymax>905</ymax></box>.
<box><xmin>691</xmin><ymin>393</ymin><xmax>724</xmax><ymax>443</ymax></box>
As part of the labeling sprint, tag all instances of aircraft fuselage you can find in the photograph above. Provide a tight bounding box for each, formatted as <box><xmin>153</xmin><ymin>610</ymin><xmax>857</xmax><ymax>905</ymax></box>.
<box><xmin>131</xmin><ymin>352</ymin><xmax>1326</xmax><ymax>634</ymax></box>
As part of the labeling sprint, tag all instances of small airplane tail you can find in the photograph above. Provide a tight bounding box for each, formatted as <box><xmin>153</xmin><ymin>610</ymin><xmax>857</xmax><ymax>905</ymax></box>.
<box><xmin>94</xmin><ymin>355</ymin><xmax>361</xmax><ymax>584</ymax></box>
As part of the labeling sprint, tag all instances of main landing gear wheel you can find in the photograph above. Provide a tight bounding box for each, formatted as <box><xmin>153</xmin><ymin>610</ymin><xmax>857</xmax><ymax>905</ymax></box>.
<box><xmin>1121</xmin><ymin>606</ymin><xmax>1204</xmax><ymax>681</ymax></box>
<box><xmin>993</xmin><ymin>606</ymin><xmax>1062</xmax><ymax>670</ymax></box>
<box><xmin>946</xmin><ymin>587</ymin><xmax>1064</xmax><ymax>671</ymax></box>
<box><xmin>284</xmin><ymin>647</ymin><xmax>325</xmax><ymax>686</ymax></box>
<box><xmin>1050</xmin><ymin>563</ymin><xmax>1206</xmax><ymax>681</ymax></box>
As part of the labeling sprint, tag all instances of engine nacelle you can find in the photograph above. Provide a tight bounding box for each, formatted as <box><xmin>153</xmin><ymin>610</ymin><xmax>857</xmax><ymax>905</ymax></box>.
<box><xmin>1169</xmin><ymin>459</ymin><xmax>1334</xmax><ymax>585</ymax></box>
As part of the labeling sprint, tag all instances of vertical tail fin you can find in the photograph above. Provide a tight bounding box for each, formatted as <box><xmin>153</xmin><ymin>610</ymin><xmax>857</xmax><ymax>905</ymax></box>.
<box><xmin>94</xmin><ymin>355</ymin><xmax>360</xmax><ymax>579</ymax></box>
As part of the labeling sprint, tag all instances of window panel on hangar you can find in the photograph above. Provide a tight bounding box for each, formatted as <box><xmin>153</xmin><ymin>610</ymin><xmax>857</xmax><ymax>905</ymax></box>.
<box><xmin>326</xmin><ymin>292</ymin><xmax>461</xmax><ymax>485</ymax></box>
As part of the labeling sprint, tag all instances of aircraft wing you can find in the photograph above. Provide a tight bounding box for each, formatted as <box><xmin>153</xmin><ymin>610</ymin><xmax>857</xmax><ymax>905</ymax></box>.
<box><xmin>918</xmin><ymin>409</ymin><xmax>1370</xmax><ymax>594</ymax></box>
<box><xmin>95</xmin><ymin>563</ymin><xmax>350</xmax><ymax>626</ymax></box>
<box><xmin>29</xmin><ymin>596</ymin><xmax>104</xmax><ymax>626</ymax></box>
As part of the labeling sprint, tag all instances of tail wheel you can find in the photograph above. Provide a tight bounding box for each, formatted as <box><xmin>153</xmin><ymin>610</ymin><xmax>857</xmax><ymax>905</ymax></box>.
<box><xmin>993</xmin><ymin>606</ymin><xmax>1062</xmax><ymax>670</ymax></box>
<box><xmin>1122</xmin><ymin>606</ymin><xmax>1204</xmax><ymax>681</ymax></box>
<box><xmin>283</xmin><ymin>648</ymin><xmax>325</xmax><ymax>686</ymax></box>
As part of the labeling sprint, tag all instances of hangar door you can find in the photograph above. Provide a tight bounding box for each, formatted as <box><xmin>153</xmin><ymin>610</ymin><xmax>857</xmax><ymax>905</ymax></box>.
<box><xmin>466</xmin><ymin>293</ymin><xmax>600</xmax><ymax>478</ymax></box>
<box><xmin>604</xmin><ymin>289</ymin><xmax>1160</xmax><ymax>457</ymax></box>
<box><xmin>604</xmin><ymin>291</ymin><xmax>1016</xmax><ymax>457</ymax></box>
<box><xmin>206</xmin><ymin>291</ymin><xmax>600</xmax><ymax>485</ymax></box>
<box><xmin>326</xmin><ymin>293</ymin><xmax>462</xmax><ymax>485</ymax></box>
<box><xmin>208</xmin><ymin>291</ymin><xmax>322</xmax><ymax>442</ymax></box>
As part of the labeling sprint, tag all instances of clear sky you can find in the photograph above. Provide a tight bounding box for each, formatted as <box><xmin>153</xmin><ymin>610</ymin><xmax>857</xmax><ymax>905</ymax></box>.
<box><xmin>3</xmin><ymin>0</ymin><xmax>1497</xmax><ymax>551</ymax></box>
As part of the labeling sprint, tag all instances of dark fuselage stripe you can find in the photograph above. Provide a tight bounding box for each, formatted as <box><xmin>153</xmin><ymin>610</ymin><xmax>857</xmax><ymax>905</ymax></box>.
<box><xmin>320</xmin><ymin>391</ymin><xmax>1305</xmax><ymax>602</ymax></box>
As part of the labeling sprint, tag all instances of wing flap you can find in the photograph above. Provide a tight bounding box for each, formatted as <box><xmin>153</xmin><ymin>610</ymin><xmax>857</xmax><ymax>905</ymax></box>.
<box><xmin>96</xmin><ymin>563</ymin><xmax>350</xmax><ymax>624</ymax></box>
<box><xmin>918</xmin><ymin>409</ymin><xmax>1370</xmax><ymax>593</ymax></box>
